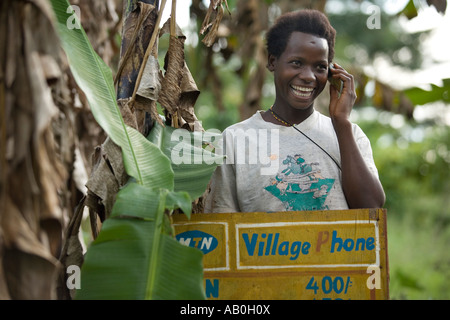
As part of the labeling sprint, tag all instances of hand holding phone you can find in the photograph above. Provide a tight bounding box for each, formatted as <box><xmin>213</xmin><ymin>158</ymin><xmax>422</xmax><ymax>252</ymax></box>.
<box><xmin>328</xmin><ymin>63</ymin><xmax>343</xmax><ymax>94</ymax></box>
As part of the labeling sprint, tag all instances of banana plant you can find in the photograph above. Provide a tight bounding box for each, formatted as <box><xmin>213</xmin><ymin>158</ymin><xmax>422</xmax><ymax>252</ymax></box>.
<box><xmin>50</xmin><ymin>0</ymin><xmax>221</xmax><ymax>299</ymax></box>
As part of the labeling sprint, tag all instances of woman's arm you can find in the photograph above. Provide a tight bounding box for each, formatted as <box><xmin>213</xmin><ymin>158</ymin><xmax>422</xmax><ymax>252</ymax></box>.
<box><xmin>328</xmin><ymin>64</ymin><xmax>386</xmax><ymax>208</ymax></box>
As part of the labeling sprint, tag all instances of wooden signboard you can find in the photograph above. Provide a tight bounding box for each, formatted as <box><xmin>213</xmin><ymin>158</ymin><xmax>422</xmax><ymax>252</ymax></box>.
<box><xmin>173</xmin><ymin>209</ymin><xmax>389</xmax><ymax>300</ymax></box>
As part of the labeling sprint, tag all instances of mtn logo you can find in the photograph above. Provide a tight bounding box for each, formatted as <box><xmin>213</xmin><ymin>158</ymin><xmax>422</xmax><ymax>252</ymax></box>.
<box><xmin>176</xmin><ymin>230</ymin><xmax>219</xmax><ymax>254</ymax></box>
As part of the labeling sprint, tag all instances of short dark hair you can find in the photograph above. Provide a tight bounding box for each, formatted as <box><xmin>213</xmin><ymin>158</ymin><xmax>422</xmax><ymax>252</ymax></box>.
<box><xmin>265</xmin><ymin>9</ymin><xmax>336</xmax><ymax>62</ymax></box>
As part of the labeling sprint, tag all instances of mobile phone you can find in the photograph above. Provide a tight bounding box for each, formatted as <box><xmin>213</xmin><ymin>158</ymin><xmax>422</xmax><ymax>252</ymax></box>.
<box><xmin>328</xmin><ymin>63</ymin><xmax>343</xmax><ymax>94</ymax></box>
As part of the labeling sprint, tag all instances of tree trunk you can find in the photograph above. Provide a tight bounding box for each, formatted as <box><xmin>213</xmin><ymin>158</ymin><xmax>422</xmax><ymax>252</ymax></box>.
<box><xmin>0</xmin><ymin>0</ymin><xmax>119</xmax><ymax>300</ymax></box>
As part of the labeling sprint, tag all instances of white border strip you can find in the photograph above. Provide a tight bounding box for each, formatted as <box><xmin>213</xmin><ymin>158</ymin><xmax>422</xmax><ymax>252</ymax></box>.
<box><xmin>235</xmin><ymin>220</ymin><xmax>380</xmax><ymax>270</ymax></box>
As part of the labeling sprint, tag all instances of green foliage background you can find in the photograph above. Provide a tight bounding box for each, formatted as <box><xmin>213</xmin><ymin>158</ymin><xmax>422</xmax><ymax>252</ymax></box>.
<box><xmin>355</xmin><ymin>108</ymin><xmax>450</xmax><ymax>299</ymax></box>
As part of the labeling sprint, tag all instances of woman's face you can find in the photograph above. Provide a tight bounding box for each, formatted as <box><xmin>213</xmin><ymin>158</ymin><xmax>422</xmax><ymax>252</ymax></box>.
<box><xmin>268</xmin><ymin>31</ymin><xmax>329</xmax><ymax>112</ymax></box>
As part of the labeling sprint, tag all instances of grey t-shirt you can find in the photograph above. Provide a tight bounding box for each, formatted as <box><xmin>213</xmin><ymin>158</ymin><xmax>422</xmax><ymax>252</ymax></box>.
<box><xmin>205</xmin><ymin>110</ymin><xmax>379</xmax><ymax>213</ymax></box>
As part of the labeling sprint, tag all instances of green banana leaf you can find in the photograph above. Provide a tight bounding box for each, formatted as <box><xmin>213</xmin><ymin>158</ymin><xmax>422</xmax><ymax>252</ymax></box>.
<box><xmin>50</xmin><ymin>0</ymin><xmax>172</xmax><ymax>188</ymax></box>
<box><xmin>76</xmin><ymin>183</ymin><xmax>205</xmax><ymax>300</ymax></box>
<box><xmin>147</xmin><ymin>123</ymin><xmax>224</xmax><ymax>199</ymax></box>
<box><xmin>50</xmin><ymin>0</ymin><xmax>220</xmax><ymax>299</ymax></box>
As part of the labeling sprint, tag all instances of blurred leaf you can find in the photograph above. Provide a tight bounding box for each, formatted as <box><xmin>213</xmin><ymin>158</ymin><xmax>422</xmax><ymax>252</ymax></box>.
<box><xmin>398</xmin><ymin>0</ymin><xmax>418</xmax><ymax>19</ymax></box>
<box><xmin>372</xmin><ymin>80</ymin><xmax>415</xmax><ymax>118</ymax></box>
<box><xmin>398</xmin><ymin>0</ymin><xmax>446</xmax><ymax>20</ymax></box>
<box><xmin>394</xmin><ymin>269</ymin><xmax>424</xmax><ymax>291</ymax></box>
<box><xmin>427</xmin><ymin>0</ymin><xmax>447</xmax><ymax>14</ymax></box>
<box><xmin>404</xmin><ymin>78</ymin><xmax>450</xmax><ymax>105</ymax></box>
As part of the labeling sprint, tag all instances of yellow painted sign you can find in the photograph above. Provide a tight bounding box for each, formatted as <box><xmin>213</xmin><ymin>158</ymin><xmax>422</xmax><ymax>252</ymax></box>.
<box><xmin>173</xmin><ymin>209</ymin><xmax>389</xmax><ymax>300</ymax></box>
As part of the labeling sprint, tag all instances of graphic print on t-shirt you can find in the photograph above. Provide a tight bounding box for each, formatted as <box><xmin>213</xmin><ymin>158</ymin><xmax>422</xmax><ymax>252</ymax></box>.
<box><xmin>264</xmin><ymin>154</ymin><xmax>335</xmax><ymax>211</ymax></box>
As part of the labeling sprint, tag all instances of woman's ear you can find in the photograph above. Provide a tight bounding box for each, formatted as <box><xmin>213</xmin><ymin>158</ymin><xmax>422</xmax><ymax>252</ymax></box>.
<box><xmin>267</xmin><ymin>54</ymin><xmax>276</xmax><ymax>72</ymax></box>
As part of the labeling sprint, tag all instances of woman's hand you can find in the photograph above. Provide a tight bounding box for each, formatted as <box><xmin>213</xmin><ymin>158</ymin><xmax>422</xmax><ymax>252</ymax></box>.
<box><xmin>328</xmin><ymin>63</ymin><xmax>357</xmax><ymax>125</ymax></box>
<box><xmin>327</xmin><ymin>64</ymin><xmax>385</xmax><ymax>209</ymax></box>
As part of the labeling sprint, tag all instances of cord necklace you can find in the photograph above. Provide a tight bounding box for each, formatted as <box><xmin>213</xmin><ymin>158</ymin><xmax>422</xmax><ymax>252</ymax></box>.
<box><xmin>269</xmin><ymin>106</ymin><xmax>342</xmax><ymax>171</ymax></box>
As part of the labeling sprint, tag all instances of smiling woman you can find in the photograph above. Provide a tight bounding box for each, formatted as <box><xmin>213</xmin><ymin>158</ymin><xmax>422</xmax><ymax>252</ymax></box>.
<box><xmin>266</xmin><ymin>32</ymin><xmax>329</xmax><ymax>121</ymax></box>
<box><xmin>205</xmin><ymin>9</ymin><xmax>386</xmax><ymax>214</ymax></box>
